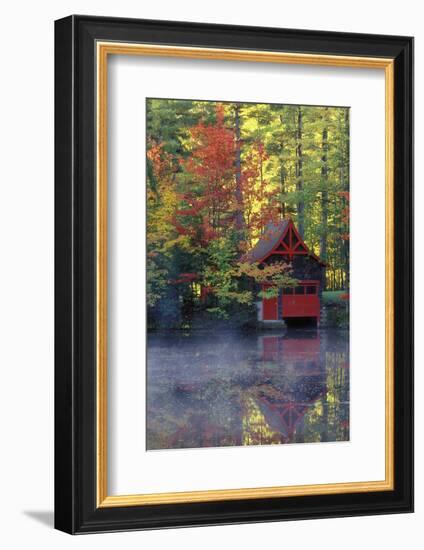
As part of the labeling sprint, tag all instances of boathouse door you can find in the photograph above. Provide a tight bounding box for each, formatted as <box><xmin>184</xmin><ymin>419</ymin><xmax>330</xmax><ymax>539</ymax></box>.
<box><xmin>282</xmin><ymin>281</ymin><xmax>320</xmax><ymax>321</ymax></box>
<box><xmin>262</xmin><ymin>284</ymin><xmax>278</xmax><ymax>321</ymax></box>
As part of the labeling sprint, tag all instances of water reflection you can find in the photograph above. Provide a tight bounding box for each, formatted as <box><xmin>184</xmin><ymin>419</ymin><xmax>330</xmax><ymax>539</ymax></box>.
<box><xmin>146</xmin><ymin>330</ymin><xmax>349</xmax><ymax>450</ymax></box>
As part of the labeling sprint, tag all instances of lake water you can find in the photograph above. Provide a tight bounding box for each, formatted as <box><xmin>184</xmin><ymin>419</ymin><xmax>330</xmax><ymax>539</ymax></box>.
<box><xmin>146</xmin><ymin>329</ymin><xmax>349</xmax><ymax>450</ymax></box>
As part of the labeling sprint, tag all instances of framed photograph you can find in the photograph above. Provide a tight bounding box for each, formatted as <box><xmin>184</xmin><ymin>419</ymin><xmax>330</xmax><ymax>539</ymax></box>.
<box><xmin>54</xmin><ymin>15</ymin><xmax>413</xmax><ymax>534</ymax></box>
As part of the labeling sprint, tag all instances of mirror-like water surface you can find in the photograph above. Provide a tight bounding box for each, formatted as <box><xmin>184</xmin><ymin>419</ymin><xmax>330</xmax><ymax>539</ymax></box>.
<box><xmin>147</xmin><ymin>330</ymin><xmax>349</xmax><ymax>450</ymax></box>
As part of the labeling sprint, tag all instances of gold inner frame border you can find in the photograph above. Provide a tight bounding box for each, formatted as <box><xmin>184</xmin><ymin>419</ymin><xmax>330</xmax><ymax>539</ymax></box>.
<box><xmin>96</xmin><ymin>42</ymin><xmax>394</xmax><ymax>508</ymax></box>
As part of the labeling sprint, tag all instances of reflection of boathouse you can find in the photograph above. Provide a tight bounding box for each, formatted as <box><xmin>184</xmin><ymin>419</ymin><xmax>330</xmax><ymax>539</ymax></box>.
<box><xmin>244</xmin><ymin>218</ymin><xmax>325</xmax><ymax>324</ymax></box>
<box><xmin>248</xmin><ymin>332</ymin><xmax>326</xmax><ymax>443</ymax></box>
<box><xmin>261</xmin><ymin>332</ymin><xmax>320</xmax><ymax>370</ymax></box>
<box><xmin>147</xmin><ymin>331</ymin><xmax>349</xmax><ymax>450</ymax></box>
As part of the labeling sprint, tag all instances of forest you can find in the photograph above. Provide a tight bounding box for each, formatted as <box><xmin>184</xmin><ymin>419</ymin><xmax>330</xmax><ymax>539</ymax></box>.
<box><xmin>146</xmin><ymin>98</ymin><xmax>349</xmax><ymax>329</ymax></box>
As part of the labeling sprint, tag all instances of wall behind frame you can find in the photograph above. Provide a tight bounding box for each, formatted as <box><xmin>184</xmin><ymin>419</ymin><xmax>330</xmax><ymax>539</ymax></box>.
<box><xmin>0</xmin><ymin>0</ymin><xmax>418</xmax><ymax>548</ymax></box>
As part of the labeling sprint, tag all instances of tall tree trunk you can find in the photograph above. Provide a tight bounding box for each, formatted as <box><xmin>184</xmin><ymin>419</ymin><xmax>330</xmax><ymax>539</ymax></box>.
<box><xmin>279</xmin><ymin>115</ymin><xmax>287</xmax><ymax>219</ymax></box>
<box><xmin>295</xmin><ymin>107</ymin><xmax>304</xmax><ymax>237</ymax></box>
<box><xmin>280</xmin><ymin>163</ymin><xmax>286</xmax><ymax>218</ymax></box>
<box><xmin>320</xmin><ymin>113</ymin><xmax>329</xmax><ymax>288</ymax></box>
<box><xmin>340</xmin><ymin>109</ymin><xmax>350</xmax><ymax>290</ymax></box>
<box><xmin>234</xmin><ymin>104</ymin><xmax>245</xmax><ymax>240</ymax></box>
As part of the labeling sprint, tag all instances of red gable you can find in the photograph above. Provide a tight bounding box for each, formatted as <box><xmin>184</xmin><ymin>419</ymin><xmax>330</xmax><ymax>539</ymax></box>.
<box><xmin>243</xmin><ymin>218</ymin><xmax>324</xmax><ymax>265</ymax></box>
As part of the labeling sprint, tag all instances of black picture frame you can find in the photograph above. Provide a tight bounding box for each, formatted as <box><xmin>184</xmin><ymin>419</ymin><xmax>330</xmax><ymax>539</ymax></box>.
<box><xmin>55</xmin><ymin>14</ymin><xmax>414</xmax><ymax>534</ymax></box>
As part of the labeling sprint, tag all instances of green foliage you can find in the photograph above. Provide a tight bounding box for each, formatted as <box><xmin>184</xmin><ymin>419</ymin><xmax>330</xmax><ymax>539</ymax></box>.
<box><xmin>146</xmin><ymin>257</ymin><xmax>168</xmax><ymax>307</ymax></box>
<box><xmin>322</xmin><ymin>290</ymin><xmax>347</xmax><ymax>305</ymax></box>
<box><xmin>201</xmin><ymin>239</ymin><xmax>253</xmax><ymax>318</ymax></box>
<box><xmin>236</xmin><ymin>261</ymin><xmax>296</xmax><ymax>299</ymax></box>
<box><xmin>324</xmin><ymin>303</ymin><xmax>349</xmax><ymax>328</ymax></box>
<box><xmin>322</xmin><ymin>291</ymin><xmax>349</xmax><ymax>328</ymax></box>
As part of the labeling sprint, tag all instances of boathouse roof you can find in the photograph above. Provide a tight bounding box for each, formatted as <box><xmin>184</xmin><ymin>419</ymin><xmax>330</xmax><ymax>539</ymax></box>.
<box><xmin>242</xmin><ymin>218</ymin><xmax>324</xmax><ymax>265</ymax></box>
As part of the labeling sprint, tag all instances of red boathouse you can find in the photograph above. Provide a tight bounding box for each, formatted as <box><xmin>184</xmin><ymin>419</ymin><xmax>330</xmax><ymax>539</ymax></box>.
<box><xmin>244</xmin><ymin>219</ymin><xmax>325</xmax><ymax>324</ymax></box>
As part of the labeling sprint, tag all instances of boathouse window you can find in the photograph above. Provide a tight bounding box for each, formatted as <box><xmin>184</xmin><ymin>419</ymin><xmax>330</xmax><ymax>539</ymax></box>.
<box><xmin>295</xmin><ymin>286</ymin><xmax>304</xmax><ymax>294</ymax></box>
<box><xmin>283</xmin><ymin>287</ymin><xmax>294</xmax><ymax>295</ymax></box>
<box><xmin>306</xmin><ymin>285</ymin><xmax>317</xmax><ymax>295</ymax></box>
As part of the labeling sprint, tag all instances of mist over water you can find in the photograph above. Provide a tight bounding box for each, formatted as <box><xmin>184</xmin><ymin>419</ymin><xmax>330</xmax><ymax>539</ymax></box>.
<box><xmin>146</xmin><ymin>329</ymin><xmax>349</xmax><ymax>450</ymax></box>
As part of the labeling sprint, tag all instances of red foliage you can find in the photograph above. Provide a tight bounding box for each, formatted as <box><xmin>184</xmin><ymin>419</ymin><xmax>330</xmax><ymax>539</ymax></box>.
<box><xmin>170</xmin><ymin>215</ymin><xmax>191</xmax><ymax>236</ymax></box>
<box><xmin>147</xmin><ymin>140</ymin><xmax>175</xmax><ymax>180</ymax></box>
<box><xmin>174</xmin><ymin>104</ymin><xmax>237</xmax><ymax>245</ymax></box>
<box><xmin>171</xmin><ymin>272</ymin><xmax>199</xmax><ymax>284</ymax></box>
<box><xmin>200</xmin><ymin>286</ymin><xmax>212</xmax><ymax>301</ymax></box>
<box><xmin>167</xmin><ymin>106</ymin><xmax>277</xmax><ymax>249</ymax></box>
<box><xmin>182</xmin><ymin>105</ymin><xmax>235</xmax><ymax>185</ymax></box>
